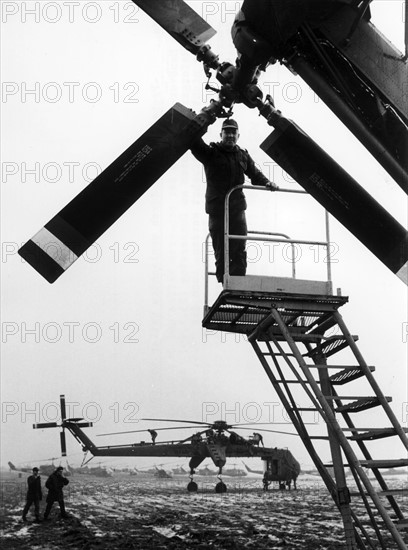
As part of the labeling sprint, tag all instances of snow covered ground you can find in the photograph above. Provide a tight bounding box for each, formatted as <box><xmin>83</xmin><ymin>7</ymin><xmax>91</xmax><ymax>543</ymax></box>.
<box><xmin>1</xmin><ymin>471</ymin><xmax>407</xmax><ymax>549</ymax></box>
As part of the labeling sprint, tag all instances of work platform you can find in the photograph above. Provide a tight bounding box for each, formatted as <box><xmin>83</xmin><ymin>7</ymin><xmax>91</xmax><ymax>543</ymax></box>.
<box><xmin>203</xmin><ymin>275</ymin><xmax>346</xmax><ymax>339</ymax></box>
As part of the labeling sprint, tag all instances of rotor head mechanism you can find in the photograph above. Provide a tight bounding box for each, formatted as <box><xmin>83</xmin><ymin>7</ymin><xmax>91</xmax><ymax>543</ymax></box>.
<box><xmin>232</xmin><ymin>9</ymin><xmax>276</xmax><ymax>67</ymax></box>
<box><xmin>211</xmin><ymin>420</ymin><xmax>232</xmax><ymax>433</ymax></box>
<box><xmin>229</xmin><ymin>8</ymin><xmax>276</xmax><ymax>102</ymax></box>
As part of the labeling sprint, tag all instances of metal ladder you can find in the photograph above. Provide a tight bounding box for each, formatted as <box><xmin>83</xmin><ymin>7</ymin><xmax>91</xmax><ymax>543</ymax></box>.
<box><xmin>248</xmin><ymin>301</ymin><xmax>408</xmax><ymax>549</ymax></box>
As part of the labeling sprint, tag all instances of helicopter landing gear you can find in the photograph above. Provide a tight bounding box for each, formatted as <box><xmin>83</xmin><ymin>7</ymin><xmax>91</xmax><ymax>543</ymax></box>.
<box><xmin>215</xmin><ymin>475</ymin><xmax>227</xmax><ymax>493</ymax></box>
<box><xmin>187</xmin><ymin>475</ymin><xmax>198</xmax><ymax>492</ymax></box>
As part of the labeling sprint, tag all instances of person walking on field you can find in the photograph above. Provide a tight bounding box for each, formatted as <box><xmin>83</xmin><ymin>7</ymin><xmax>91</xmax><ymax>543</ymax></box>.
<box><xmin>22</xmin><ymin>467</ymin><xmax>42</xmax><ymax>522</ymax></box>
<box><xmin>43</xmin><ymin>466</ymin><xmax>69</xmax><ymax>520</ymax></box>
<box><xmin>191</xmin><ymin>118</ymin><xmax>278</xmax><ymax>283</ymax></box>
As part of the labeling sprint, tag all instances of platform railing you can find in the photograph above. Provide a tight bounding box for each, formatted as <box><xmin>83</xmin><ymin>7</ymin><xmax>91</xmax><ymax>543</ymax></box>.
<box><xmin>204</xmin><ymin>185</ymin><xmax>333</xmax><ymax>309</ymax></box>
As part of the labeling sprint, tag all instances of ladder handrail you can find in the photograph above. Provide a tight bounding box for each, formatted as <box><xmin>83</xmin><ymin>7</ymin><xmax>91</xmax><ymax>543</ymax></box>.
<box><xmin>223</xmin><ymin>185</ymin><xmax>333</xmax><ymax>284</ymax></box>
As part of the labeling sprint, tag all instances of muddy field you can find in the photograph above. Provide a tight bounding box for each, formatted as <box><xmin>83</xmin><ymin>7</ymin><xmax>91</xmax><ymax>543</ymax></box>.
<box><xmin>1</xmin><ymin>471</ymin><xmax>407</xmax><ymax>549</ymax></box>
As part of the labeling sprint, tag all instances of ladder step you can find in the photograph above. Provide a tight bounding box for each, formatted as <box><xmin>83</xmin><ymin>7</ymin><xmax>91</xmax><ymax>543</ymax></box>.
<box><xmin>308</xmin><ymin>364</ymin><xmax>375</xmax><ymax>370</ymax></box>
<box><xmin>335</xmin><ymin>396</ymin><xmax>391</xmax><ymax>413</ymax></box>
<box><xmin>379</xmin><ymin>489</ymin><xmax>408</xmax><ymax>497</ymax></box>
<box><xmin>324</xmin><ymin>459</ymin><xmax>408</xmax><ymax>469</ymax></box>
<box><xmin>275</xmin><ymin>366</ymin><xmax>374</xmax><ymax>386</ymax></box>
<box><xmin>324</xmin><ymin>395</ymin><xmax>378</xmax><ymax>400</ymax></box>
<box><xmin>275</xmin><ymin>379</ymin><xmax>311</xmax><ymax>384</ymax></box>
<box><xmin>395</xmin><ymin>519</ymin><xmax>408</xmax><ymax>531</ymax></box>
<box><xmin>342</xmin><ymin>427</ymin><xmax>407</xmax><ymax>432</ymax></box>
<box><xmin>348</xmin><ymin>427</ymin><xmax>406</xmax><ymax>441</ymax></box>
<box><xmin>349</xmin><ymin>489</ymin><xmax>408</xmax><ymax>497</ymax></box>
<box><xmin>360</xmin><ymin>459</ymin><xmax>408</xmax><ymax>469</ymax></box>
<box><xmin>307</xmin><ymin>335</ymin><xmax>358</xmax><ymax>358</ymax></box>
<box><xmin>329</xmin><ymin>366</ymin><xmax>375</xmax><ymax>385</ymax></box>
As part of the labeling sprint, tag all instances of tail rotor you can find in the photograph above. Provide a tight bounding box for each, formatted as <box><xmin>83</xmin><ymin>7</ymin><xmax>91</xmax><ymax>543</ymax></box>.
<box><xmin>33</xmin><ymin>395</ymin><xmax>93</xmax><ymax>457</ymax></box>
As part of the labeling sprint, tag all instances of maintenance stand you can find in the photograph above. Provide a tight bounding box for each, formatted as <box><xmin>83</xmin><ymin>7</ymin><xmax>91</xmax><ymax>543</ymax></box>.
<box><xmin>202</xmin><ymin>186</ymin><xmax>408</xmax><ymax>550</ymax></box>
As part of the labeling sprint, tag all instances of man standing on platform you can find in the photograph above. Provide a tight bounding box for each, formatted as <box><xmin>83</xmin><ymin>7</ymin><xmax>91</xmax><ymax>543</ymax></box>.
<box><xmin>191</xmin><ymin>118</ymin><xmax>278</xmax><ymax>283</ymax></box>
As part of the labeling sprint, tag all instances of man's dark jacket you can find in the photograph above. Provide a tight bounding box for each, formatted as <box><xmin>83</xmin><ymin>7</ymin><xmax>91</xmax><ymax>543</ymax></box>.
<box><xmin>191</xmin><ymin>139</ymin><xmax>269</xmax><ymax>216</ymax></box>
<box><xmin>26</xmin><ymin>474</ymin><xmax>42</xmax><ymax>500</ymax></box>
<box><xmin>45</xmin><ymin>472</ymin><xmax>69</xmax><ymax>502</ymax></box>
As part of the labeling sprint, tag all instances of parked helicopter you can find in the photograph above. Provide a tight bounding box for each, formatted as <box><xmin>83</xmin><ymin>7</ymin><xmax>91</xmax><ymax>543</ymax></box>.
<box><xmin>196</xmin><ymin>465</ymin><xmax>218</xmax><ymax>477</ymax></box>
<box><xmin>66</xmin><ymin>463</ymin><xmax>113</xmax><ymax>478</ymax></box>
<box><xmin>8</xmin><ymin>460</ymin><xmax>70</xmax><ymax>477</ymax></box>
<box><xmin>172</xmin><ymin>465</ymin><xmax>188</xmax><ymax>476</ymax></box>
<box><xmin>34</xmin><ymin>395</ymin><xmax>301</xmax><ymax>493</ymax></box>
<box><xmin>154</xmin><ymin>467</ymin><xmax>173</xmax><ymax>479</ymax></box>
<box><xmin>8</xmin><ymin>462</ymin><xmax>34</xmax><ymax>474</ymax></box>
<box><xmin>220</xmin><ymin>464</ymin><xmax>248</xmax><ymax>477</ymax></box>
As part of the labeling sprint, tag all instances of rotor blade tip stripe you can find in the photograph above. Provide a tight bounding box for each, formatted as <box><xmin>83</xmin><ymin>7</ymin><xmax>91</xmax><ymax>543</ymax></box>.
<box><xmin>32</xmin><ymin>227</ymin><xmax>78</xmax><ymax>269</ymax></box>
<box><xmin>18</xmin><ymin>226</ymin><xmax>78</xmax><ymax>282</ymax></box>
<box><xmin>18</xmin><ymin>240</ymin><xmax>65</xmax><ymax>283</ymax></box>
<box><xmin>397</xmin><ymin>261</ymin><xmax>407</xmax><ymax>285</ymax></box>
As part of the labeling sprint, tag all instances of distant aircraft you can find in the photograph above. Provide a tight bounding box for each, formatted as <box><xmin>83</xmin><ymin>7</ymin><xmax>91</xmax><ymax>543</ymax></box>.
<box><xmin>8</xmin><ymin>460</ymin><xmax>70</xmax><ymax>477</ymax></box>
<box><xmin>222</xmin><ymin>464</ymin><xmax>248</xmax><ymax>477</ymax></box>
<box><xmin>197</xmin><ymin>465</ymin><xmax>218</xmax><ymax>476</ymax></box>
<box><xmin>172</xmin><ymin>465</ymin><xmax>188</xmax><ymax>475</ymax></box>
<box><xmin>66</xmin><ymin>463</ymin><xmax>112</xmax><ymax>477</ymax></box>
<box><xmin>154</xmin><ymin>467</ymin><xmax>172</xmax><ymax>479</ymax></box>
<box><xmin>8</xmin><ymin>461</ymin><xmax>31</xmax><ymax>473</ymax></box>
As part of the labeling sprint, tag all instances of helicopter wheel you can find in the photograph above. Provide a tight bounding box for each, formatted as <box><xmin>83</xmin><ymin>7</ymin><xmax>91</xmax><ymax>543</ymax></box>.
<box><xmin>215</xmin><ymin>481</ymin><xmax>227</xmax><ymax>494</ymax></box>
<box><xmin>187</xmin><ymin>481</ymin><xmax>198</xmax><ymax>492</ymax></box>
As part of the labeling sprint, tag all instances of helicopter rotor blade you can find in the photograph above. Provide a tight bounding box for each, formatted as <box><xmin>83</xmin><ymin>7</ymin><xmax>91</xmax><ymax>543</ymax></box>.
<box><xmin>141</xmin><ymin>418</ymin><xmax>212</xmax><ymax>426</ymax></box>
<box><xmin>97</xmin><ymin>425</ymin><xmax>203</xmax><ymax>437</ymax></box>
<box><xmin>33</xmin><ymin>422</ymin><xmax>59</xmax><ymax>429</ymax></box>
<box><xmin>22</xmin><ymin>456</ymin><xmax>59</xmax><ymax>464</ymax></box>
<box><xmin>60</xmin><ymin>431</ymin><xmax>67</xmax><ymax>457</ymax></box>
<box><xmin>73</xmin><ymin>423</ymin><xmax>93</xmax><ymax>429</ymax></box>
<box><xmin>236</xmin><ymin>426</ymin><xmax>300</xmax><ymax>437</ymax></box>
<box><xmin>60</xmin><ymin>395</ymin><xmax>67</xmax><ymax>422</ymax></box>
<box><xmin>230</xmin><ymin>422</ymin><xmax>303</xmax><ymax>427</ymax></box>
<box><xmin>132</xmin><ymin>0</ymin><xmax>216</xmax><ymax>55</ymax></box>
<box><xmin>18</xmin><ymin>103</ymin><xmax>212</xmax><ymax>283</ymax></box>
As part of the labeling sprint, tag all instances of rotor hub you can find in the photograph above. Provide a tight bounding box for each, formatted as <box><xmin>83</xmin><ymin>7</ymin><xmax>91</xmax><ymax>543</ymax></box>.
<box><xmin>211</xmin><ymin>420</ymin><xmax>231</xmax><ymax>432</ymax></box>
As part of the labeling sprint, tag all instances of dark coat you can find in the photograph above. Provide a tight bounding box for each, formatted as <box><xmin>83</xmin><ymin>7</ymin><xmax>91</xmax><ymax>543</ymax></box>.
<box><xmin>45</xmin><ymin>472</ymin><xmax>69</xmax><ymax>502</ymax></box>
<box><xmin>26</xmin><ymin>474</ymin><xmax>42</xmax><ymax>500</ymax></box>
<box><xmin>190</xmin><ymin>139</ymin><xmax>269</xmax><ymax>216</ymax></box>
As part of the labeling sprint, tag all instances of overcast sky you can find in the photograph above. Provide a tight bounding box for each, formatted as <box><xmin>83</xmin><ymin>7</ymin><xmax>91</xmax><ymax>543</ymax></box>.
<box><xmin>1</xmin><ymin>1</ymin><xmax>407</xmax><ymax>472</ymax></box>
